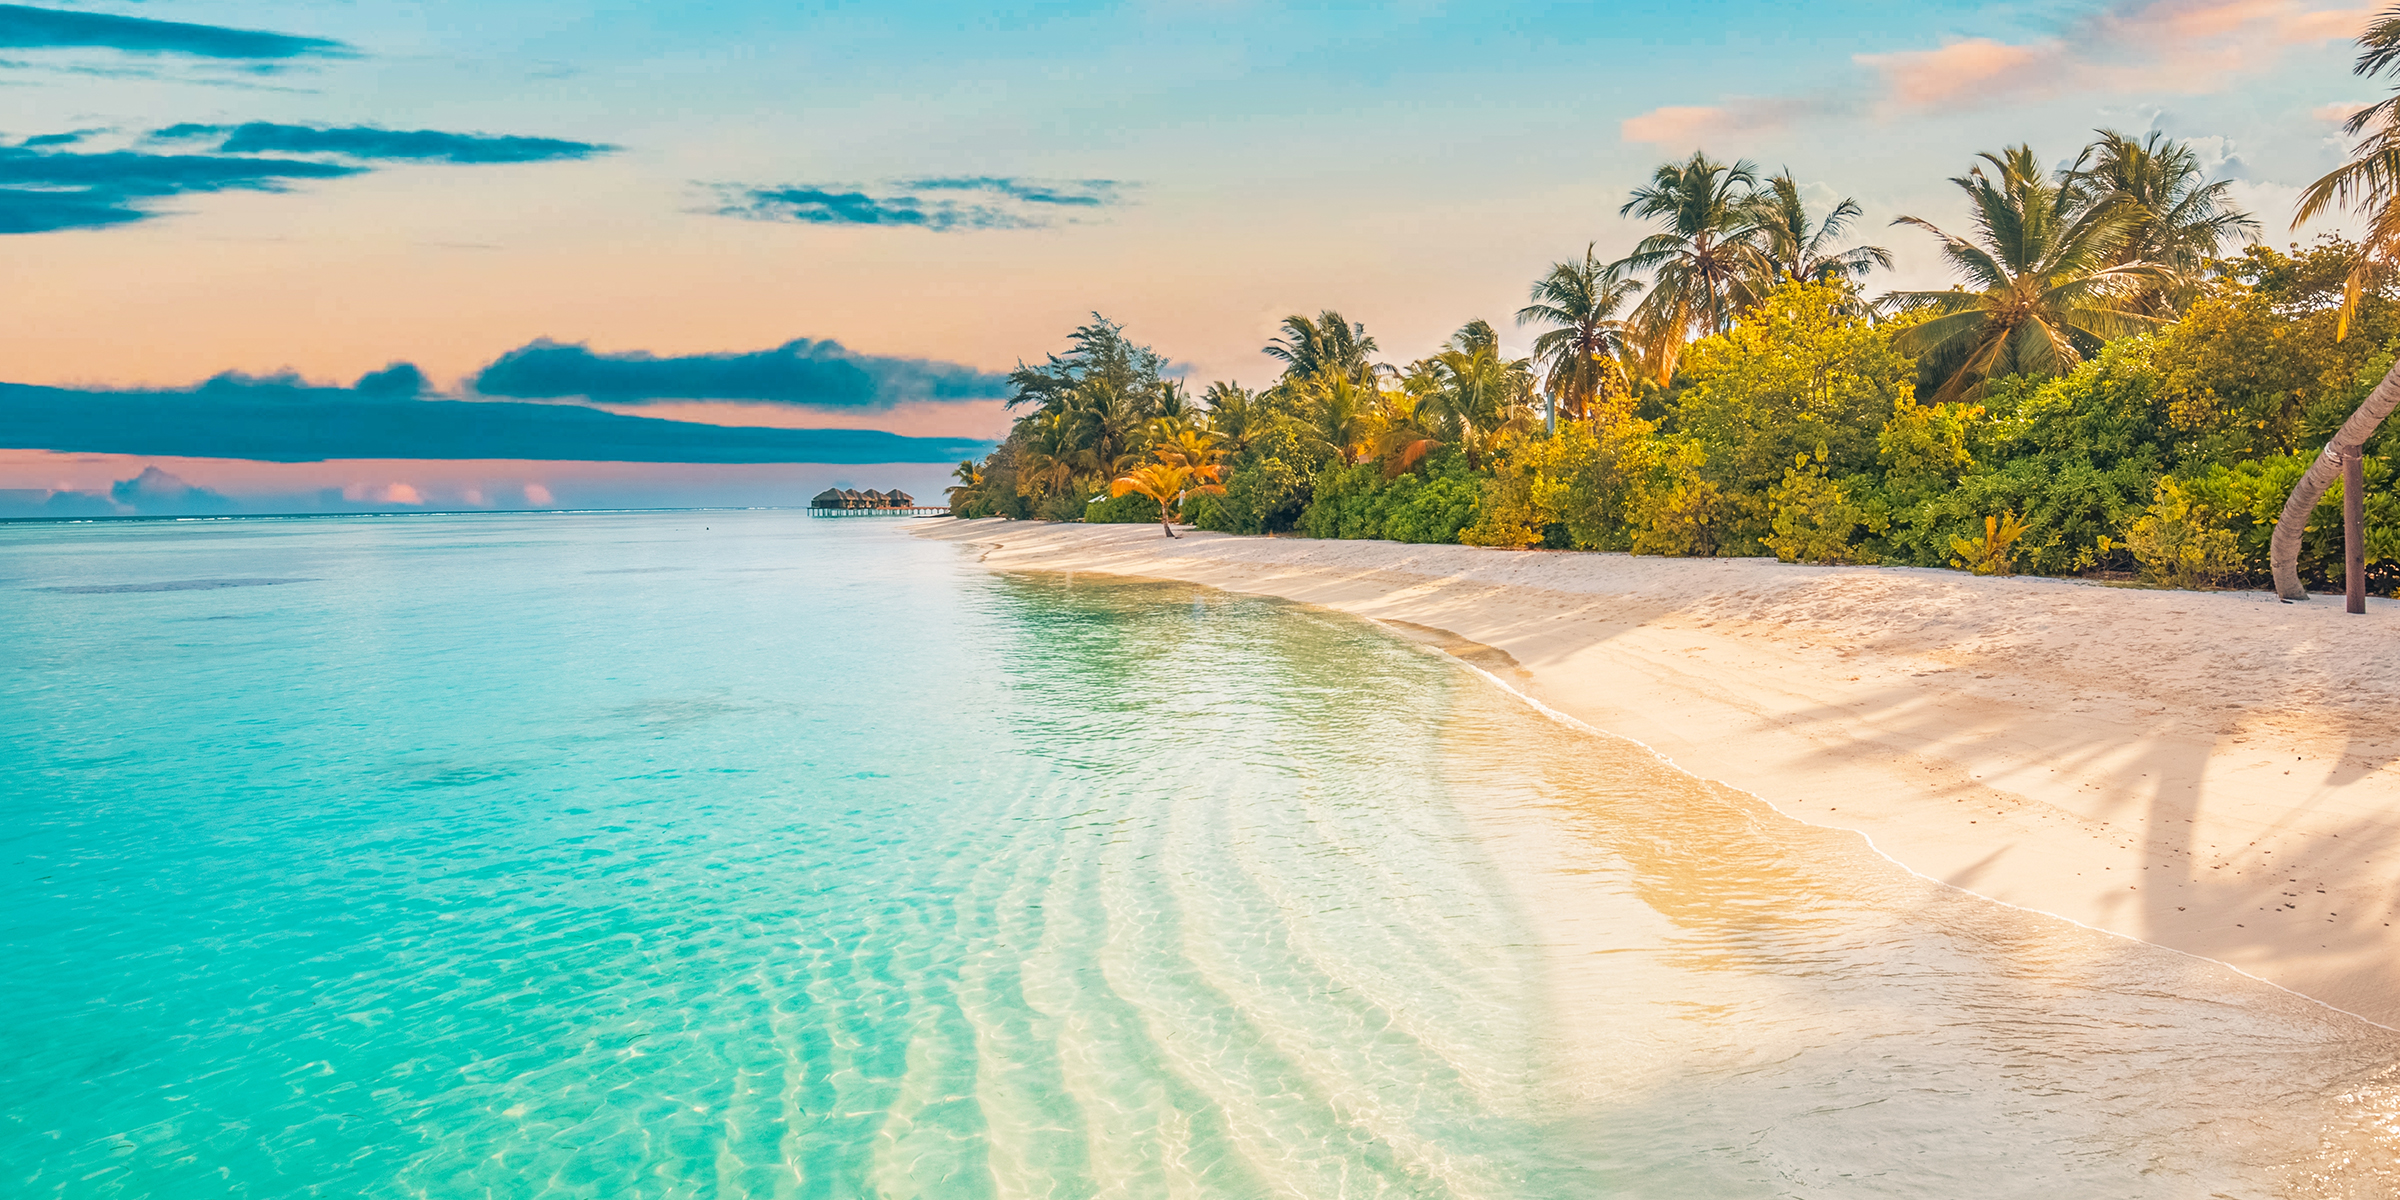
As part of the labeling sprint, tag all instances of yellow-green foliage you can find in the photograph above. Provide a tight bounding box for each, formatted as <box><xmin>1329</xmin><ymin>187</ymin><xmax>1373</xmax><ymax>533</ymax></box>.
<box><xmin>1625</xmin><ymin>439</ymin><xmax>1723</xmax><ymax>556</ymax></box>
<box><xmin>1949</xmin><ymin>513</ymin><xmax>2026</xmax><ymax>576</ymax></box>
<box><xmin>1765</xmin><ymin>455</ymin><xmax>1873</xmax><ymax>564</ymax></box>
<box><xmin>1670</xmin><ymin>280</ymin><xmax>1918</xmax><ymax>552</ymax></box>
<box><xmin>2121</xmin><ymin>477</ymin><xmax>2242</xmax><ymax>588</ymax></box>
<box><xmin>1461</xmin><ymin>416</ymin><xmax>1655</xmax><ymax>548</ymax></box>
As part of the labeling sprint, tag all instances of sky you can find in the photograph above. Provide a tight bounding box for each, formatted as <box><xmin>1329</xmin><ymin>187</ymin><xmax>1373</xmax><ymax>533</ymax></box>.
<box><xmin>0</xmin><ymin>0</ymin><xmax>2387</xmax><ymax>514</ymax></box>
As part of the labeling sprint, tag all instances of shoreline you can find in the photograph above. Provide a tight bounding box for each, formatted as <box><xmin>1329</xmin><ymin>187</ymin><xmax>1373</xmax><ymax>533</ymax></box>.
<box><xmin>917</xmin><ymin>519</ymin><xmax>2400</xmax><ymax>1029</ymax></box>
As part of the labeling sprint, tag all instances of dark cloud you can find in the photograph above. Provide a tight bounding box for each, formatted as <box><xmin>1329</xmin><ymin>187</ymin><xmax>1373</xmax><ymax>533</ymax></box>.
<box><xmin>713</xmin><ymin>177</ymin><xmax>1126</xmax><ymax>231</ymax></box>
<box><xmin>152</xmin><ymin>122</ymin><xmax>614</xmax><ymax>164</ymax></box>
<box><xmin>109</xmin><ymin>465</ymin><xmax>234</xmax><ymax>514</ymax></box>
<box><xmin>473</xmin><ymin>338</ymin><xmax>1008</xmax><ymax>408</ymax></box>
<box><xmin>0</xmin><ymin>374</ymin><xmax>994</xmax><ymax>464</ymax></box>
<box><xmin>0</xmin><ymin>5</ymin><xmax>348</xmax><ymax>60</ymax></box>
<box><xmin>0</xmin><ymin>141</ymin><xmax>360</xmax><ymax>233</ymax></box>
<box><xmin>2</xmin><ymin>121</ymin><xmax>613</xmax><ymax>235</ymax></box>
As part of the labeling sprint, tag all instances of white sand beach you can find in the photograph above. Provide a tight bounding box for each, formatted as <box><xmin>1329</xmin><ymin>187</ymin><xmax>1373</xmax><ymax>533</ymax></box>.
<box><xmin>919</xmin><ymin>519</ymin><xmax>2400</xmax><ymax>1028</ymax></box>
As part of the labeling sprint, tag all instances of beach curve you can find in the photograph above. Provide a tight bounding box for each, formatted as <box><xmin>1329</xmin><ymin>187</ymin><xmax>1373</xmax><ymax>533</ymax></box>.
<box><xmin>917</xmin><ymin>519</ymin><xmax>2400</xmax><ymax>1029</ymax></box>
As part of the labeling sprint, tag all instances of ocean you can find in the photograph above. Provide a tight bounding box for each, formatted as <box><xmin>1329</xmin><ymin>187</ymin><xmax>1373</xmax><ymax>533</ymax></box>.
<box><xmin>4</xmin><ymin>510</ymin><xmax>2395</xmax><ymax>1198</ymax></box>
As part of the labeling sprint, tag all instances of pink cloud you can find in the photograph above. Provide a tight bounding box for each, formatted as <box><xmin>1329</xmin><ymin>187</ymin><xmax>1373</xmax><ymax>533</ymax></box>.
<box><xmin>342</xmin><ymin>481</ymin><xmax>424</xmax><ymax>505</ymax></box>
<box><xmin>1620</xmin><ymin>101</ymin><xmax>1801</xmax><ymax>147</ymax></box>
<box><xmin>523</xmin><ymin>482</ymin><xmax>555</xmax><ymax>506</ymax></box>
<box><xmin>1856</xmin><ymin>38</ymin><xmax>2054</xmax><ymax>109</ymax></box>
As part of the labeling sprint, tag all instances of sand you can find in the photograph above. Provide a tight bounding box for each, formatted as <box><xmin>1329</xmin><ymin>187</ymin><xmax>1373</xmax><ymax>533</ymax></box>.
<box><xmin>915</xmin><ymin>519</ymin><xmax>2400</xmax><ymax>1029</ymax></box>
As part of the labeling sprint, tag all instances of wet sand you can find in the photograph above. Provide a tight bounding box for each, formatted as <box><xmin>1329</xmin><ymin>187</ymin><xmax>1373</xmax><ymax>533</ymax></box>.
<box><xmin>917</xmin><ymin>519</ymin><xmax>2400</xmax><ymax>1028</ymax></box>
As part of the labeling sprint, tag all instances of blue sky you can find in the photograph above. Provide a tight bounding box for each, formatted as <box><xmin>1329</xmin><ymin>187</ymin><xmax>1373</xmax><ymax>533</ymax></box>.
<box><xmin>0</xmin><ymin>0</ymin><xmax>2382</xmax><ymax>510</ymax></box>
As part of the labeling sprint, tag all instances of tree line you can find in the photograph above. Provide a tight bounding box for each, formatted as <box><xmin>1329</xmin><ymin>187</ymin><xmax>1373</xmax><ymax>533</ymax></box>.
<box><xmin>947</xmin><ymin>24</ymin><xmax>2400</xmax><ymax>593</ymax></box>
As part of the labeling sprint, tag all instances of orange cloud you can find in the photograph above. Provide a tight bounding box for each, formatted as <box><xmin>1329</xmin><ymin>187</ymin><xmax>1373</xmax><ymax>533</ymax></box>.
<box><xmin>1855</xmin><ymin>38</ymin><xmax>2053</xmax><ymax>110</ymax></box>
<box><xmin>1620</xmin><ymin>100</ymin><xmax>1802</xmax><ymax>147</ymax></box>
<box><xmin>1855</xmin><ymin>0</ymin><xmax>2377</xmax><ymax>111</ymax></box>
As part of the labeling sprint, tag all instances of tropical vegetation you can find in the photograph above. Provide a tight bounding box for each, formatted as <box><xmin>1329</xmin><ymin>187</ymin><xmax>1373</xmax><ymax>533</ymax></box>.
<box><xmin>949</xmin><ymin>90</ymin><xmax>2400</xmax><ymax>596</ymax></box>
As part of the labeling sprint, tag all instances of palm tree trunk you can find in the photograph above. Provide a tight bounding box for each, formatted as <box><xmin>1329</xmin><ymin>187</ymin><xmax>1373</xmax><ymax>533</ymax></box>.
<box><xmin>2272</xmin><ymin>361</ymin><xmax>2400</xmax><ymax>599</ymax></box>
<box><xmin>2348</xmin><ymin>449</ymin><xmax>2366</xmax><ymax>613</ymax></box>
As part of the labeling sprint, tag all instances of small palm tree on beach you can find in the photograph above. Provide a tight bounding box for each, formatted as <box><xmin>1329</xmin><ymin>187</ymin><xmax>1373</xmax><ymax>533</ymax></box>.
<box><xmin>1110</xmin><ymin>461</ymin><xmax>1221</xmax><ymax>538</ymax></box>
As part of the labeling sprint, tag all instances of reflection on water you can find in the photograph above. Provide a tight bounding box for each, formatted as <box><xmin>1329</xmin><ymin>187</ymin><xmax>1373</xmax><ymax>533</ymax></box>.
<box><xmin>0</xmin><ymin>511</ymin><xmax>2393</xmax><ymax>1198</ymax></box>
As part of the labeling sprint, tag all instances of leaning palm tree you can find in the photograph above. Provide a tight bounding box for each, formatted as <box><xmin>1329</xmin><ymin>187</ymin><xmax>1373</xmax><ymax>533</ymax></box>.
<box><xmin>2272</xmin><ymin>6</ymin><xmax>2400</xmax><ymax>599</ymax></box>
<box><xmin>1750</xmin><ymin>171</ymin><xmax>1893</xmax><ymax>287</ymax></box>
<box><xmin>1617</xmin><ymin>151</ymin><xmax>1773</xmax><ymax>383</ymax></box>
<box><xmin>2066</xmin><ymin>129</ymin><xmax>2258</xmax><ymax>315</ymax></box>
<box><xmin>1263</xmin><ymin>311</ymin><xmax>1379</xmax><ymax>386</ymax></box>
<box><xmin>1884</xmin><ymin>145</ymin><xmax>2165</xmax><ymax>402</ymax></box>
<box><xmin>1516</xmin><ymin>245</ymin><xmax>1643</xmax><ymax>422</ymax></box>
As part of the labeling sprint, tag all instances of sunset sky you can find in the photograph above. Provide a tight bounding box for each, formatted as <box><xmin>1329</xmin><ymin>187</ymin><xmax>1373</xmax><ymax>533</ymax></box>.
<box><xmin>0</xmin><ymin>0</ymin><xmax>2384</xmax><ymax>513</ymax></box>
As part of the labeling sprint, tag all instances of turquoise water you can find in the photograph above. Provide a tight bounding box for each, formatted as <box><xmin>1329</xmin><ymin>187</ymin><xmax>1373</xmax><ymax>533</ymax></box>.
<box><xmin>4</xmin><ymin>510</ymin><xmax>2397</xmax><ymax>1198</ymax></box>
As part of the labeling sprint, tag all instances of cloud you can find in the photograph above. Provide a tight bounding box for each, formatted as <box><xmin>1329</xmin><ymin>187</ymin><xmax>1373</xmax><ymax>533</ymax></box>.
<box><xmin>151</xmin><ymin>122</ymin><xmax>614</xmax><ymax>164</ymax></box>
<box><xmin>0</xmin><ymin>373</ymin><xmax>995</xmax><ymax>464</ymax></box>
<box><xmin>1635</xmin><ymin>0</ymin><xmax>2374</xmax><ymax>142</ymax></box>
<box><xmin>110</xmin><ymin>465</ymin><xmax>233</xmax><ymax>513</ymax></box>
<box><xmin>1857</xmin><ymin>38</ymin><xmax>2052</xmax><ymax>110</ymax></box>
<box><xmin>1858</xmin><ymin>0</ymin><xmax>2375</xmax><ymax>112</ymax></box>
<box><xmin>0</xmin><ymin>140</ymin><xmax>360</xmax><ymax>233</ymax></box>
<box><xmin>471</xmin><ymin>338</ymin><xmax>1011</xmax><ymax>408</ymax></box>
<box><xmin>2</xmin><ymin>123</ymin><xmax>612</xmax><ymax>235</ymax></box>
<box><xmin>713</xmin><ymin>177</ymin><xmax>1126</xmax><ymax>231</ymax></box>
<box><xmin>523</xmin><ymin>482</ymin><xmax>554</xmax><ymax>506</ymax></box>
<box><xmin>0</xmin><ymin>4</ymin><xmax>349</xmax><ymax>60</ymax></box>
<box><xmin>1621</xmin><ymin>99</ymin><xmax>1819</xmax><ymax>147</ymax></box>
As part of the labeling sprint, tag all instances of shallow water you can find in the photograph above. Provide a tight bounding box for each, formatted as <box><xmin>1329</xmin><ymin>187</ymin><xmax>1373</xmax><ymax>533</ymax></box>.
<box><xmin>3</xmin><ymin>510</ymin><xmax>2395</xmax><ymax>1198</ymax></box>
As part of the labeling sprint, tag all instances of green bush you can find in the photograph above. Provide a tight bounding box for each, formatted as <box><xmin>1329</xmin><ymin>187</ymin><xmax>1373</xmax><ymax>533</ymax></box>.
<box><xmin>1084</xmin><ymin>490</ymin><xmax>1163</xmax><ymax>524</ymax></box>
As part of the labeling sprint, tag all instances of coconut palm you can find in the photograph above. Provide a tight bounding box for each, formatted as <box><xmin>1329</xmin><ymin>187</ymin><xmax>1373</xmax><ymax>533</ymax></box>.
<box><xmin>1200</xmin><ymin>381</ymin><xmax>1258</xmax><ymax>450</ymax></box>
<box><xmin>2066</xmin><ymin>129</ymin><xmax>2258</xmax><ymax>315</ymax></box>
<box><xmin>1109</xmin><ymin>462</ymin><xmax>1215</xmax><ymax>538</ymax></box>
<box><xmin>1516</xmin><ymin>245</ymin><xmax>1644</xmax><ymax>422</ymax></box>
<box><xmin>1885</xmin><ymin>145</ymin><xmax>2165</xmax><ymax>402</ymax></box>
<box><xmin>1301</xmin><ymin>371</ymin><xmax>1378</xmax><ymax>465</ymax></box>
<box><xmin>1264</xmin><ymin>311</ymin><xmax>1379</xmax><ymax>386</ymax></box>
<box><xmin>1617</xmin><ymin>151</ymin><xmax>1773</xmax><ymax>383</ymax></box>
<box><xmin>1750</xmin><ymin>171</ymin><xmax>1893</xmax><ymax>288</ymax></box>
<box><xmin>943</xmin><ymin>459</ymin><xmax>982</xmax><ymax>509</ymax></box>
<box><xmin>2273</xmin><ymin>9</ymin><xmax>2400</xmax><ymax>599</ymax></box>
<box><xmin>1419</xmin><ymin>321</ymin><xmax>1536</xmax><ymax>469</ymax></box>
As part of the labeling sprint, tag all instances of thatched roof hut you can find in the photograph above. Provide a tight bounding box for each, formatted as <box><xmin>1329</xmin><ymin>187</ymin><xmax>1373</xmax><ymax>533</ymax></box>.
<box><xmin>809</xmin><ymin>487</ymin><xmax>846</xmax><ymax>509</ymax></box>
<box><xmin>887</xmin><ymin>490</ymin><xmax>914</xmax><ymax>507</ymax></box>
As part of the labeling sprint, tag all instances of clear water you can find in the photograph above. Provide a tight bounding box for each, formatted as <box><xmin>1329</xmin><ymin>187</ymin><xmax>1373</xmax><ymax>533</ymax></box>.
<box><xmin>3</xmin><ymin>510</ymin><xmax>2396</xmax><ymax>1199</ymax></box>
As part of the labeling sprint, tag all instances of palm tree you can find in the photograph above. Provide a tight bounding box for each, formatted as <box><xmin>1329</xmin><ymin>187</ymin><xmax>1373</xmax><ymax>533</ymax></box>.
<box><xmin>1109</xmin><ymin>462</ymin><xmax>1221</xmax><ymax>538</ymax></box>
<box><xmin>943</xmin><ymin>459</ymin><xmax>982</xmax><ymax>509</ymax></box>
<box><xmin>1200</xmin><ymin>381</ymin><xmax>1257</xmax><ymax>449</ymax></box>
<box><xmin>1515</xmin><ymin>245</ymin><xmax>1643</xmax><ymax>422</ymax></box>
<box><xmin>1263</xmin><ymin>311</ymin><xmax>1379</xmax><ymax>385</ymax></box>
<box><xmin>1617</xmin><ymin>151</ymin><xmax>1772</xmax><ymax>383</ymax></box>
<box><xmin>1885</xmin><ymin>145</ymin><xmax>2165</xmax><ymax>402</ymax></box>
<box><xmin>1750</xmin><ymin>171</ymin><xmax>1893</xmax><ymax>288</ymax></box>
<box><xmin>2273</xmin><ymin>10</ymin><xmax>2400</xmax><ymax>599</ymax></box>
<box><xmin>2066</xmin><ymin>129</ymin><xmax>2257</xmax><ymax>315</ymax></box>
<box><xmin>1420</xmin><ymin>321</ymin><xmax>1535</xmax><ymax>469</ymax></box>
<box><xmin>1301</xmin><ymin>372</ymin><xmax>1377</xmax><ymax>465</ymax></box>
<box><xmin>1371</xmin><ymin>390</ymin><xmax>1446</xmax><ymax>477</ymax></box>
